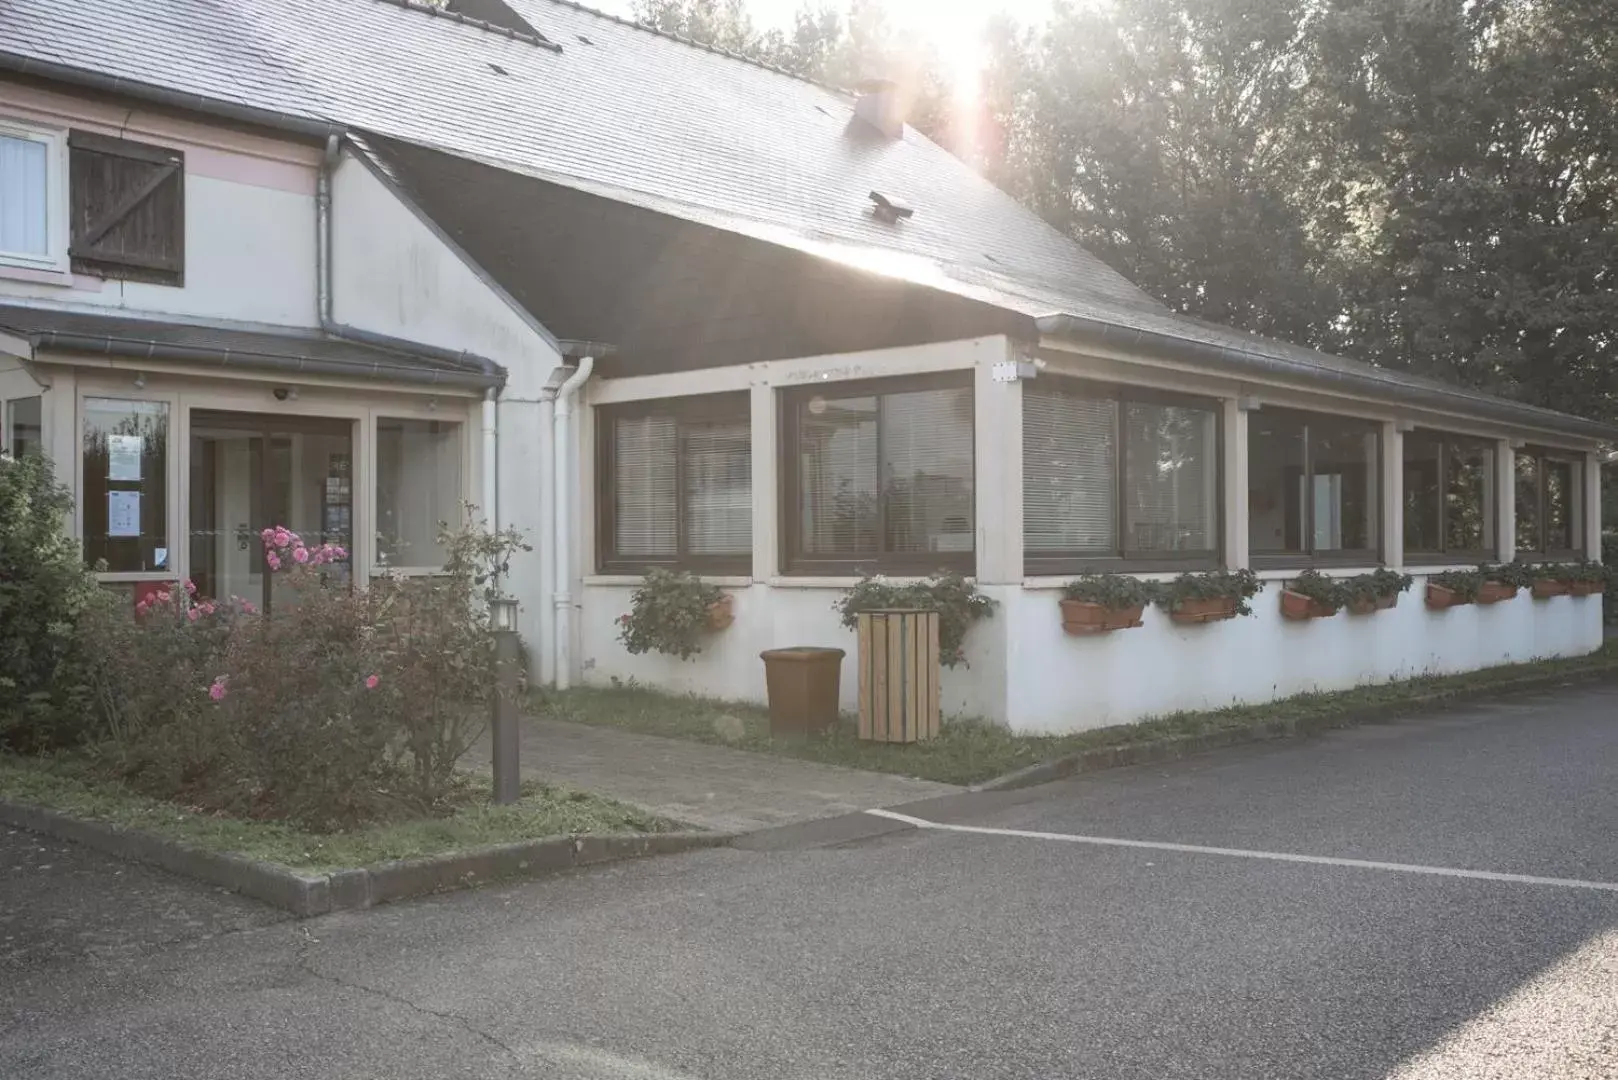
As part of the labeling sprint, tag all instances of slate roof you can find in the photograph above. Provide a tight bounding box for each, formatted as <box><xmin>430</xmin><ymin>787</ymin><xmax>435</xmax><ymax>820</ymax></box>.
<box><xmin>0</xmin><ymin>305</ymin><xmax>504</xmax><ymax>388</ymax></box>
<box><xmin>1</xmin><ymin>0</ymin><xmax>1611</xmax><ymax>438</ymax></box>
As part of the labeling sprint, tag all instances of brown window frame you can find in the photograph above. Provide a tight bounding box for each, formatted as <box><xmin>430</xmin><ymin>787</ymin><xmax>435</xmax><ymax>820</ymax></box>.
<box><xmin>1022</xmin><ymin>378</ymin><xmax>1224</xmax><ymax>576</ymax></box>
<box><xmin>780</xmin><ymin>372</ymin><xmax>975</xmax><ymax>577</ymax></box>
<box><xmin>596</xmin><ymin>392</ymin><xmax>752</xmax><ymax>576</ymax></box>
<box><xmin>1515</xmin><ymin>446</ymin><xmax>1585</xmax><ymax>560</ymax></box>
<box><xmin>68</xmin><ymin>130</ymin><xmax>185</xmax><ymax>286</ymax></box>
<box><xmin>1402</xmin><ymin>430</ymin><xmax>1497</xmax><ymax>564</ymax></box>
<box><xmin>1249</xmin><ymin>407</ymin><xmax>1384</xmax><ymax>570</ymax></box>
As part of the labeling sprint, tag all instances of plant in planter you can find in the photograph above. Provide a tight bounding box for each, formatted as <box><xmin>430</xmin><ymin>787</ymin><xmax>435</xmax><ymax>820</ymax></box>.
<box><xmin>1280</xmin><ymin>569</ymin><xmax>1345</xmax><ymax>620</ymax></box>
<box><xmin>1151</xmin><ymin>568</ymin><xmax>1262</xmax><ymax>624</ymax></box>
<box><xmin>1478</xmin><ymin>561</ymin><xmax>1531</xmax><ymax>603</ymax></box>
<box><xmin>835</xmin><ymin>571</ymin><xmax>996</xmax><ymax>668</ymax></box>
<box><xmin>1529</xmin><ymin>562</ymin><xmax>1573</xmax><ymax>598</ymax></box>
<box><xmin>1565</xmin><ymin>559</ymin><xmax>1610</xmax><ymax>597</ymax></box>
<box><xmin>617</xmin><ymin>568</ymin><xmax>730</xmax><ymax>661</ymax></box>
<box><xmin>1342</xmin><ymin>568</ymin><xmax>1412</xmax><ymax>614</ymax></box>
<box><xmin>1058</xmin><ymin>573</ymin><xmax>1153</xmax><ymax>634</ymax></box>
<box><xmin>1426</xmin><ymin>567</ymin><xmax>1484</xmax><ymax>610</ymax></box>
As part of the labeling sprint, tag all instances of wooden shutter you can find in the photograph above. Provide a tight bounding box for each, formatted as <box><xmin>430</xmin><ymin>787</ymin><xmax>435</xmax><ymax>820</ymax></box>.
<box><xmin>68</xmin><ymin>131</ymin><xmax>184</xmax><ymax>284</ymax></box>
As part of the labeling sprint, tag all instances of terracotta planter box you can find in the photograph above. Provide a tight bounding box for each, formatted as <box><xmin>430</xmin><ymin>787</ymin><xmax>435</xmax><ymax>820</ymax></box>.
<box><xmin>1346</xmin><ymin>593</ymin><xmax>1398</xmax><ymax>616</ymax></box>
<box><xmin>1168</xmin><ymin>596</ymin><xmax>1238</xmax><ymax>624</ymax></box>
<box><xmin>1531</xmin><ymin>579</ymin><xmax>1569</xmax><ymax>599</ymax></box>
<box><xmin>1569</xmin><ymin>581</ymin><xmax>1603</xmax><ymax>597</ymax></box>
<box><xmin>1280</xmin><ymin>590</ymin><xmax>1339</xmax><ymax>621</ymax></box>
<box><xmin>706</xmin><ymin>594</ymin><xmax>734</xmax><ymax>631</ymax></box>
<box><xmin>1425</xmin><ymin>584</ymin><xmax>1474</xmax><ymax>610</ymax></box>
<box><xmin>1477</xmin><ymin>581</ymin><xmax>1518</xmax><ymax>604</ymax></box>
<box><xmin>1059</xmin><ymin>599</ymin><xmax>1144</xmax><ymax>635</ymax></box>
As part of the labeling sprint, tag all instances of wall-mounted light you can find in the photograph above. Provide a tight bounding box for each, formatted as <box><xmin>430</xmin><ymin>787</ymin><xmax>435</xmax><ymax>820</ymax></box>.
<box><xmin>132</xmin><ymin>372</ymin><xmax>146</xmax><ymax>390</ymax></box>
<box><xmin>489</xmin><ymin>595</ymin><xmax>518</xmax><ymax>632</ymax></box>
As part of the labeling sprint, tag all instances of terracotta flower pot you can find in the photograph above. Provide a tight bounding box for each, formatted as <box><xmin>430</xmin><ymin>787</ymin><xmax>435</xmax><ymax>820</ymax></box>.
<box><xmin>1425</xmin><ymin>584</ymin><xmax>1472</xmax><ymax>610</ymax></box>
<box><xmin>1059</xmin><ymin>598</ymin><xmax>1144</xmax><ymax>635</ymax></box>
<box><xmin>1569</xmin><ymin>580</ymin><xmax>1602</xmax><ymax>597</ymax></box>
<box><xmin>1168</xmin><ymin>596</ymin><xmax>1238</xmax><ymax>624</ymax></box>
<box><xmin>1477</xmin><ymin>581</ymin><xmax>1517</xmax><ymax>604</ymax></box>
<box><xmin>1531</xmin><ymin>579</ymin><xmax>1569</xmax><ymax>599</ymax></box>
<box><xmin>1280</xmin><ymin>589</ymin><xmax>1338</xmax><ymax>621</ymax></box>
<box><xmin>706</xmin><ymin>594</ymin><xmax>734</xmax><ymax>631</ymax></box>
<box><xmin>1346</xmin><ymin>593</ymin><xmax>1397</xmax><ymax>616</ymax></box>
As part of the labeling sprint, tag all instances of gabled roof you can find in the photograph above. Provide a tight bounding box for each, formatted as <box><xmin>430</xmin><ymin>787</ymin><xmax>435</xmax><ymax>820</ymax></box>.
<box><xmin>2</xmin><ymin>0</ymin><xmax>1612</xmax><ymax>439</ymax></box>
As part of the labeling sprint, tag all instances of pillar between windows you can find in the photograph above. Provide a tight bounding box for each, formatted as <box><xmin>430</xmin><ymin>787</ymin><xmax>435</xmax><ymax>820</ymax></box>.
<box><xmin>1496</xmin><ymin>438</ymin><xmax>1516</xmax><ymax>564</ymax></box>
<box><xmin>1382</xmin><ymin>421</ymin><xmax>1402</xmax><ymax>568</ymax></box>
<box><xmin>1223</xmin><ymin>398</ymin><xmax>1248</xmax><ymax>569</ymax></box>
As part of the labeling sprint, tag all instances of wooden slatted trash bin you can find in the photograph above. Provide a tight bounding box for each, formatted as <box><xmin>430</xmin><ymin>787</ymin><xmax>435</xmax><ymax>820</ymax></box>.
<box><xmin>760</xmin><ymin>647</ymin><xmax>845</xmax><ymax>739</ymax></box>
<box><xmin>856</xmin><ymin>609</ymin><xmax>941</xmax><ymax>743</ymax></box>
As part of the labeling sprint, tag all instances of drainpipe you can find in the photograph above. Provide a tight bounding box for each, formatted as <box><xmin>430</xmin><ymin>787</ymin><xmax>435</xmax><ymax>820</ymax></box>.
<box><xmin>316</xmin><ymin>134</ymin><xmax>338</xmax><ymax>328</ymax></box>
<box><xmin>551</xmin><ymin>356</ymin><xmax>595</xmax><ymax>690</ymax></box>
<box><xmin>481</xmin><ymin>389</ymin><xmax>499</xmax><ymax>531</ymax></box>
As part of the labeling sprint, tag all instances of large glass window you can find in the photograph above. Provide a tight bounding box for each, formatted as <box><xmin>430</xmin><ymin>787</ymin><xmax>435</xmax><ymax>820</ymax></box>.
<box><xmin>786</xmin><ymin>378</ymin><xmax>973</xmax><ymax>573</ymax></box>
<box><xmin>83</xmin><ymin>397</ymin><xmax>168</xmax><ymax>573</ymax></box>
<box><xmin>1249</xmin><ymin>409</ymin><xmax>1379</xmax><ymax>561</ymax></box>
<box><xmin>6</xmin><ymin>396</ymin><xmax>41</xmax><ymax>458</ymax></box>
<box><xmin>1516</xmin><ymin>448</ymin><xmax>1583</xmax><ymax>556</ymax></box>
<box><xmin>598</xmin><ymin>394</ymin><xmax>751</xmax><ymax>573</ymax></box>
<box><xmin>1023</xmin><ymin>380</ymin><xmax>1219</xmax><ymax>572</ymax></box>
<box><xmin>1403</xmin><ymin>432</ymin><xmax>1495</xmax><ymax>559</ymax></box>
<box><xmin>0</xmin><ymin>125</ymin><xmax>55</xmax><ymax>268</ymax></box>
<box><xmin>377</xmin><ymin>417</ymin><xmax>463</xmax><ymax>568</ymax></box>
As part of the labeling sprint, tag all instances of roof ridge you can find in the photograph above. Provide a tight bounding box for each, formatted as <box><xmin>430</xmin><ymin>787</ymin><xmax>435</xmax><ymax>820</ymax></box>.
<box><xmin>528</xmin><ymin>0</ymin><xmax>848</xmax><ymax>93</ymax></box>
<box><xmin>370</xmin><ymin>0</ymin><xmax>563</xmax><ymax>52</ymax></box>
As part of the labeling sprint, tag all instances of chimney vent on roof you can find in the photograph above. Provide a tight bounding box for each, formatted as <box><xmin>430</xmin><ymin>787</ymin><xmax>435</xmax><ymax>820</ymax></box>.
<box><xmin>446</xmin><ymin>0</ymin><xmax>545</xmax><ymax>38</ymax></box>
<box><xmin>853</xmin><ymin>77</ymin><xmax>905</xmax><ymax>139</ymax></box>
<box><xmin>869</xmin><ymin>191</ymin><xmax>913</xmax><ymax>224</ymax></box>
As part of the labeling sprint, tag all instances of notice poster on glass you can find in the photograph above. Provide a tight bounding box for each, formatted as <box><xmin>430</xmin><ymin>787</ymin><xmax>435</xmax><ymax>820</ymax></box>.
<box><xmin>108</xmin><ymin>434</ymin><xmax>144</xmax><ymax>482</ymax></box>
<box><xmin>108</xmin><ymin>490</ymin><xmax>141</xmax><ymax>537</ymax></box>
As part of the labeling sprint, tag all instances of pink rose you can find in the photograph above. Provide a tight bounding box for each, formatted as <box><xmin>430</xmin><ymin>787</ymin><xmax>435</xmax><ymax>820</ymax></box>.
<box><xmin>187</xmin><ymin>608</ymin><xmax>199</xmax><ymax>622</ymax></box>
<box><xmin>155</xmin><ymin>590</ymin><xmax>171</xmax><ymax>604</ymax></box>
<box><xmin>184</xmin><ymin>579</ymin><xmax>197</xmax><ymax>595</ymax></box>
<box><xmin>207</xmin><ymin>679</ymin><xmax>227</xmax><ymax>701</ymax></box>
<box><xmin>273</xmin><ymin>528</ymin><xmax>291</xmax><ymax>547</ymax></box>
<box><xmin>260</xmin><ymin>527</ymin><xmax>275</xmax><ymax>543</ymax></box>
<box><xmin>293</xmin><ymin>546</ymin><xmax>309</xmax><ymax>564</ymax></box>
<box><xmin>241</xmin><ymin>601</ymin><xmax>256</xmax><ymax>614</ymax></box>
<box><xmin>365</xmin><ymin>674</ymin><xmax>380</xmax><ymax>690</ymax></box>
<box><xmin>266</xmin><ymin>552</ymin><xmax>281</xmax><ymax>570</ymax></box>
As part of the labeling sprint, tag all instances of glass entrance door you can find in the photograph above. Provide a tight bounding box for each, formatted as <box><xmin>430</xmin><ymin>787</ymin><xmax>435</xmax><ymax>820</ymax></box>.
<box><xmin>189</xmin><ymin>411</ymin><xmax>353</xmax><ymax>611</ymax></box>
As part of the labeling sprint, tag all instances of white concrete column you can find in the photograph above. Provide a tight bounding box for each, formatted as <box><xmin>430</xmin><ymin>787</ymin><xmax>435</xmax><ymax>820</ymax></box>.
<box><xmin>1223</xmin><ymin>399</ymin><xmax>1249</xmax><ymax>569</ymax></box>
<box><xmin>749</xmin><ymin>379</ymin><xmax>779</xmax><ymax>582</ymax></box>
<box><xmin>1585</xmin><ymin>450</ymin><xmax>1603</xmax><ymax>560</ymax></box>
<box><xmin>1382</xmin><ymin>421</ymin><xmax>1402</xmax><ymax>568</ymax></box>
<box><xmin>1497</xmin><ymin>439</ymin><xmax>1517</xmax><ymax>563</ymax></box>
<box><xmin>973</xmin><ymin>349</ymin><xmax>1022</xmax><ymax>585</ymax></box>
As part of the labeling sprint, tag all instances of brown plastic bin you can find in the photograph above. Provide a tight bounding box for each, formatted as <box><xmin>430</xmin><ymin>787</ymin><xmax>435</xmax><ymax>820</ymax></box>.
<box><xmin>760</xmin><ymin>647</ymin><xmax>845</xmax><ymax>738</ymax></box>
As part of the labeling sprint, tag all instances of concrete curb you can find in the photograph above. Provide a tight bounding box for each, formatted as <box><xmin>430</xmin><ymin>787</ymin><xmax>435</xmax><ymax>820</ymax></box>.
<box><xmin>972</xmin><ymin>666</ymin><xmax>1618</xmax><ymax>794</ymax></box>
<box><xmin>0</xmin><ymin>800</ymin><xmax>730</xmax><ymax>917</ymax></box>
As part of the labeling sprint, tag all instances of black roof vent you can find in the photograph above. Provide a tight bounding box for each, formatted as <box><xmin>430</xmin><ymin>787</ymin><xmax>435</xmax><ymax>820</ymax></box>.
<box><xmin>869</xmin><ymin>191</ymin><xmax>913</xmax><ymax>224</ymax></box>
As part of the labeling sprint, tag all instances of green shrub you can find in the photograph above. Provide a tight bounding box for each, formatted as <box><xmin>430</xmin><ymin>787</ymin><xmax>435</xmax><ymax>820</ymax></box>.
<box><xmin>1429</xmin><ymin>567</ymin><xmax>1484</xmax><ymax>600</ymax></box>
<box><xmin>1341</xmin><ymin>568</ymin><xmax>1412</xmax><ymax>607</ymax></box>
<box><xmin>1060</xmin><ymin>572</ymin><xmax>1154</xmax><ymax>609</ymax></box>
<box><xmin>0</xmin><ymin>453</ymin><xmax>99</xmax><ymax>751</ymax></box>
<box><xmin>836</xmin><ymin>571</ymin><xmax>996</xmax><ymax>668</ymax></box>
<box><xmin>1485</xmin><ymin>561</ymin><xmax>1536</xmax><ymax>589</ymax></box>
<box><xmin>1150</xmin><ymin>568</ymin><xmax>1264</xmax><ymax>616</ymax></box>
<box><xmin>617</xmin><ymin>568</ymin><xmax>726</xmax><ymax>661</ymax></box>
<box><xmin>1285</xmin><ymin>569</ymin><xmax>1345</xmax><ymax>609</ymax></box>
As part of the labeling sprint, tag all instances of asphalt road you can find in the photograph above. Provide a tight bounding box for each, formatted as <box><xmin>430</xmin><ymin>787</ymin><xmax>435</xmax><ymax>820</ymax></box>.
<box><xmin>5</xmin><ymin>683</ymin><xmax>1618</xmax><ymax>1079</ymax></box>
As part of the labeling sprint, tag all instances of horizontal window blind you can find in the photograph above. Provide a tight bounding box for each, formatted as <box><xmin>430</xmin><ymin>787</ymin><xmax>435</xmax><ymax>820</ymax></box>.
<box><xmin>1024</xmin><ymin>385</ymin><xmax>1118</xmax><ymax>555</ymax></box>
<box><xmin>613</xmin><ymin>413</ymin><xmax>678</xmax><ymax>558</ymax></box>
<box><xmin>798</xmin><ymin>396</ymin><xmax>878</xmax><ymax>556</ymax></box>
<box><xmin>883</xmin><ymin>387</ymin><xmax>974</xmax><ymax>555</ymax></box>
<box><xmin>682</xmin><ymin>417</ymin><xmax>751</xmax><ymax>556</ymax></box>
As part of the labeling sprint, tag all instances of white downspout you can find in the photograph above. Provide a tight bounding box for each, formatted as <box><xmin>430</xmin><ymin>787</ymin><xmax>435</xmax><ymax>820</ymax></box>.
<box><xmin>481</xmin><ymin>389</ymin><xmax>499</xmax><ymax>531</ymax></box>
<box><xmin>316</xmin><ymin>134</ymin><xmax>338</xmax><ymax>328</ymax></box>
<box><xmin>551</xmin><ymin>356</ymin><xmax>594</xmax><ymax>690</ymax></box>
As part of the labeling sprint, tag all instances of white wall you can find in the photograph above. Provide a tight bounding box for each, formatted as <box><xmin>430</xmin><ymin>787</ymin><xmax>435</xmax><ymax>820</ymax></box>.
<box><xmin>0</xmin><ymin>80</ymin><xmax>318</xmax><ymax>326</ymax></box>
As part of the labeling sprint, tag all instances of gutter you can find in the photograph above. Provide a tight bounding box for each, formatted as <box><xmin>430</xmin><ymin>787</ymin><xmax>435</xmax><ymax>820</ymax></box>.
<box><xmin>0</xmin><ymin>51</ymin><xmax>340</xmax><ymax>140</ymax></box>
<box><xmin>1037</xmin><ymin>314</ymin><xmax>1618</xmax><ymax>443</ymax></box>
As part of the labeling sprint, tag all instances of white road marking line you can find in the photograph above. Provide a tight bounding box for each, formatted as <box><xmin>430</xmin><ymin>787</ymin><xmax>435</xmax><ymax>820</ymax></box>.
<box><xmin>864</xmin><ymin>808</ymin><xmax>1618</xmax><ymax>893</ymax></box>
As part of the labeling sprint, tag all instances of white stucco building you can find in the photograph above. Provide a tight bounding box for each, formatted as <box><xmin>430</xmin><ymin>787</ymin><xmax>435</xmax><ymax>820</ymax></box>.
<box><xmin>1</xmin><ymin>0</ymin><xmax>1609</xmax><ymax>734</ymax></box>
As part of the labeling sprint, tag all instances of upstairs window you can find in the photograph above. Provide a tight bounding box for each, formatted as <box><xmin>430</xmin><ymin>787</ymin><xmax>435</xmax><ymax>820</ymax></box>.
<box><xmin>68</xmin><ymin>131</ymin><xmax>184</xmax><ymax>285</ymax></box>
<box><xmin>1023</xmin><ymin>379</ymin><xmax>1220</xmax><ymax>573</ymax></box>
<box><xmin>1516</xmin><ymin>448</ymin><xmax>1583</xmax><ymax>557</ymax></box>
<box><xmin>0</xmin><ymin>120</ymin><xmax>64</xmax><ymax>271</ymax></box>
<box><xmin>1249</xmin><ymin>409</ymin><xmax>1380</xmax><ymax>563</ymax></box>
<box><xmin>1403</xmin><ymin>432</ymin><xmax>1495</xmax><ymax>560</ymax></box>
<box><xmin>598</xmin><ymin>394</ymin><xmax>752</xmax><ymax>574</ymax></box>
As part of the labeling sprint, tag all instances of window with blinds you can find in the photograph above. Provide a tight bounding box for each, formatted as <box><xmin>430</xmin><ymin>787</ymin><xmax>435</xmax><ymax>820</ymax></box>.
<box><xmin>786</xmin><ymin>378</ymin><xmax>974</xmax><ymax>572</ymax></box>
<box><xmin>597</xmin><ymin>394</ymin><xmax>751</xmax><ymax>573</ymax></box>
<box><xmin>1515</xmin><ymin>447</ymin><xmax>1583</xmax><ymax>557</ymax></box>
<box><xmin>1403</xmin><ymin>432</ymin><xmax>1495</xmax><ymax>559</ymax></box>
<box><xmin>1023</xmin><ymin>380</ymin><xmax>1219</xmax><ymax>573</ymax></box>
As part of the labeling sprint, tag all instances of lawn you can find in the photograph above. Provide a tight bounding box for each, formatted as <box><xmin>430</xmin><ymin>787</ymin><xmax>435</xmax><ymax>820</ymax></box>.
<box><xmin>534</xmin><ymin>643</ymin><xmax>1618</xmax><ymax>787</ymax></box>
<box><xmin>0</xmin><ymin>755</ymin><xmax>673</xmax><ymax>872</ymax></box>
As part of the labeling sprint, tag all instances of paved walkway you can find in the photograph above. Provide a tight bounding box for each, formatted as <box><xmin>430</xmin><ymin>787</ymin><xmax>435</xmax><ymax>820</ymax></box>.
<box><xmin>465</xmin><ymin>717</ymin><xmax>959</xmax><ymax>833</ymax></box>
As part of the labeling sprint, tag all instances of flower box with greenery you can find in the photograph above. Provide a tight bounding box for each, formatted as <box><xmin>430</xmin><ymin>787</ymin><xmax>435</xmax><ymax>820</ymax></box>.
<box><xmin>1342</xmin><ymin>568</ymin><xmax>1413</xmax><ymax>615</ymax></box>
<box><xmin>1564</xmin><ymin>560</ymin><xmax>1609</xmax><ymax>597</ymax></box>
<box><xmin>1477</xmin><ymin>562</ymin><xmax>1531</xmax><ymax>604</ymax></box>
<box><xmin>1058</xmin><ymin>573</ymin><xmax>1152</xmax><ymax>634</ymax></box>
<box><xmin>1280</xmin><ymin>569</ymin><xmax>1345</xmax><ymax>621</ymax></box>
<box><xmin>1426</xmin><ymin>568</ymin><xmax>1484</xmax><ymax>610</ymax></box>
<box><xmin>1530</xmin><ymin>562</ymin><xmax>1572</xmax><ymax>599</ymax></box>
<box><xmin>617</xmin><ymin>568</ymin><xmax>731</xmax><ymax>661</ymax></box>
<box><xmin>835</xmin><ymin>571</ymin><xmax>996</xmax><ymax>668</ymax></box>
<box><xmin>1151</xmin><ymin>569</ymin><xmax>1262</xmax><ymax>624</ymax></box>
